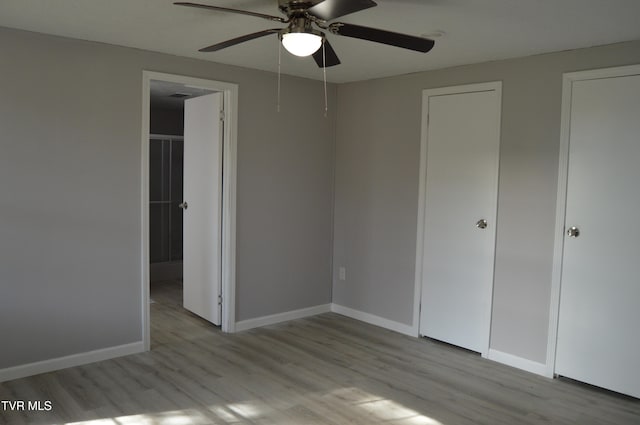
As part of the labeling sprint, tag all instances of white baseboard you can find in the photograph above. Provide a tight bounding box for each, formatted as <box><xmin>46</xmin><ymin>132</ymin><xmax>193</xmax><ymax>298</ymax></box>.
<box><xmin>0</xmin><ymin>341</ymin><xmax>145</xmax><ymax>383</ymax></box>
<box><xmin>488</xmin><ymin>348</ymin><xmax>550</xmax><ymax>377</ymax></box>
<box><xmin>331</xmin><ymin>304</ymin><xmax>418</xmax><ymax>337</ymax></box>
<box><xmin>235</xmin><ymin>304</ymin><xmax>332</xmax><ymax>332</ymax></box>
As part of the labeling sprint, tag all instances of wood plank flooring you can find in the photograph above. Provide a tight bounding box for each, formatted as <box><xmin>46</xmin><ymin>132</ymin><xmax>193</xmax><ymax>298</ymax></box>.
<box><xmin>1</xmin><ymin>280</ymin><xmax>639</xmax><ymax>424</ymax></box>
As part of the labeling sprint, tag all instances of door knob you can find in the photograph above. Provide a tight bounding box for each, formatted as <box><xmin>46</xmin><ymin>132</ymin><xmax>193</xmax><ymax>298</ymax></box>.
<box><xmin>566</xmin><ymin>226</ymin><xmax>580</xmax><ymax>238</ymax></box>
<box><xmin>179</xmin><ymin>202</ymin><xmax>188</xmax><ymax>210</ymax></box>
<box><xmin>476</xmin><ymin>219</ymin><xmax>488</xmax><ymax>229</ymax></box>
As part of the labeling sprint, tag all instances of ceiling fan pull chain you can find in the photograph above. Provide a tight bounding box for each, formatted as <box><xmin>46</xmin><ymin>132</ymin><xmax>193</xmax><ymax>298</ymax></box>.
<box><xmin>323</xmin><ymin>41</ymin><xmax>328</xmax><ymax>118</ymax></box>
<box><xmin>277</xmin><ymin>40</ymin><xmax>282</xmax><ymax>113</ymax></box>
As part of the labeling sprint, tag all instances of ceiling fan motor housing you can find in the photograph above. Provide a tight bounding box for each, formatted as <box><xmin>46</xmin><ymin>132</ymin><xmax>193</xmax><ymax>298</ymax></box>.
<box><xmin>278</xmin><ymin>0</ymin><xmax>324</xmax><ymax>18</ymax></box>
<box><xmin>285</xmin><ymin>16</ymin><xmax>324</xmax><ymax>36</ymax></box>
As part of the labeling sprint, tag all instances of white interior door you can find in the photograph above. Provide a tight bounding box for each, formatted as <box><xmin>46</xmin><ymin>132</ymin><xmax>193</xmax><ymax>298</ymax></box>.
<box><xmin>182</xmin><ymin>92</ymin><xmax>223</xmax><ymax>325</ymax></box>
<box><xmin>418</xmin><ymin>83</ymin><xmax>501</xmax><ymax>354</ymax></box>
<box><xmin>555</xmin><ymin>72</ymin><xmax>640</xmax><ymax>398</ymax></box>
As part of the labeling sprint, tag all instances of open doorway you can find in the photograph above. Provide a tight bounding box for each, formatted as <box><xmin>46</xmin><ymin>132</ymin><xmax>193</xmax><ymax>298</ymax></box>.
<box><xmin>148</xmin><ymin>81</ymin><xmax>195</xmax><ymax>288</ymax></box>
<box><xmin>148</xmin><ymin>128</ymin><xmax>185</xmax><ymax>318</ymax></box>
<box><xmin>148</xmin><ymin>81</ymin><xmax>218</xmax><ymax>324</ymax></box>
<box><xmin>141</xmin><ymin>72</ymin><xmax>239</xmax><ymax>350</ymax></box>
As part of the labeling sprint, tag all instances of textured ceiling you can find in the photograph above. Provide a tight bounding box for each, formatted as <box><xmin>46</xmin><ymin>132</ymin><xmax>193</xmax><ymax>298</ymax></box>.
<box><xmin>1</xmin><ymin>0</ymin><xmax>640</xmax><ymax>83</ymax></box>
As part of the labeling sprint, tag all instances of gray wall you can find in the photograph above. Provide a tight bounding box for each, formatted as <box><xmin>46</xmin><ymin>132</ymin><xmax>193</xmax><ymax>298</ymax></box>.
<box><xmin>332</xmin><ymin>40</ymin><xmax>640</xmax><ymax>364</ymax></box>
<box><xmin>0</xmin><ymin>27</ymin><xmax>335</xmax><ymax>369</ymax></box>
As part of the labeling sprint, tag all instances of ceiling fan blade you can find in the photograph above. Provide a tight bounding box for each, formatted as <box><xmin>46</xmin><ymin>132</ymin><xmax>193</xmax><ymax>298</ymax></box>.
<box><xmin>307</xmin><ymin>0</ymin><xmax>377</xmax><ymax>21</ymax></box>
<box><xmin>199</xmin><ymin>29</ymin><xmax>282</xmax><ymax>52</ymax></box>
<box><xmin>330</xmin><ymin>23</ymin><xmax>434</xmax><ymax>52</ymax></box>
<box><xmin>174</xmin><ymin>2</ymin><xmax>286</xmax><ymax>22</ymax></box>
<box><xmin>312</xmin><ymin>40</ymin><xmax>341</xmax><ymax>68</ymax></box>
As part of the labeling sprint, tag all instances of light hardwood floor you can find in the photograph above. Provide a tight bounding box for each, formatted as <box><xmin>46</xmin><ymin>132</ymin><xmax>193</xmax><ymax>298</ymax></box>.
<box><xmin>1</xmin><ymin>280</ymin><xmax>639</xmax><ymax>424</ymax></box>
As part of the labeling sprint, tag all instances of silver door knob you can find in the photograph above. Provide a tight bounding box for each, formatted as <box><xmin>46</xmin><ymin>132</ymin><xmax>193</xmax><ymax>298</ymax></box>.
<box><xmin>476</xmin><ymin>219</ymin><xmax>488</xmax><ymax>229</ymax></box>
<box><xmin>566</xmin><ymin>226</ymin><xmax>580</xmax><ymax>238</ymax></box>
<box><xmin>179</xmin><ymin>202</ymin><xmax>188</xmax><ymax>210</ymax></box>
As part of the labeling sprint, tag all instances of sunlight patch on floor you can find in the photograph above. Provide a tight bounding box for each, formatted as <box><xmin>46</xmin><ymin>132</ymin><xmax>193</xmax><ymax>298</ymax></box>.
<box><xmin>208</xmin><ymin>405</ymin><xmax>245</xmax><ymax>423</ymax></box>
<box><xmin>226</xmin><ymin>402</ymin><xmax>263</xmax><ymax>419</ymax></box>
<box><xmin>327</xmin><ymin>387</ymin><xmax>445</xmax><ymax>425</ymax></box>
<box><xmin>65</xmin><ymin>388</ymin><xmax>444</xmax><ymax>425</ymax></box>
<box><xmin>357</xmin><ymin>398</ymin><xmax>443</xmax><ymax>424</ymax></box>
<box><xmin>66</xmin><ymin>409</ymin><xmax>211</xmax><ymax>425</ymax></box>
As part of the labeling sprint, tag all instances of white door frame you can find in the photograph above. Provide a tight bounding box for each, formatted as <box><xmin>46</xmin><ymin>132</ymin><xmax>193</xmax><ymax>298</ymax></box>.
<box><xmin>547</xmin><ymin>64</ymin><xmax>640</xmax><ymax>378</ymax></box>
<box><xmin>413</xmin><ymin>81</ymin><xmax>502</xmax><ymax>356</ymax></box>
<box><xmin>141</xmin><ymin>71</ymin><xmax>238</xmax><ymax>349</ymax></box>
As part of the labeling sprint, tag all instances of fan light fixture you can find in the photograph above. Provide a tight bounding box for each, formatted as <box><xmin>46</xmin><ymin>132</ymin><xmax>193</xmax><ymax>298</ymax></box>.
<box><xmin>281</xmin><ymin>32</ymin><xmax>323</xmax><ymax>57</ymax></box>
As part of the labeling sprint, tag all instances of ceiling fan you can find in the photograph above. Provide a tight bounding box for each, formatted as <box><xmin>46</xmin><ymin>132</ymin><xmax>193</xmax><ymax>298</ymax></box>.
<box><xmin>174</xmin><ymin>0</ymin><xmax>435</xmax><ymax>68</ymax></box>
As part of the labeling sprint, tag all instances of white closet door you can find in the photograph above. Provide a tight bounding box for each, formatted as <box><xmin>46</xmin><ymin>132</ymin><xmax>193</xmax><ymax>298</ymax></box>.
<box><xmin>555</xmin><ymin>73</ymin><xmax>640</xmax><ymax>398</ymax></box>
<box><xmin>182</xmin><ymin>92</ymin><xmax>223</xmax><ymax>326</ymax></box>
<box><xmin>419</xmin><ymin>84</ymin><xmax>501</xmax><ymax>355</ymax></box>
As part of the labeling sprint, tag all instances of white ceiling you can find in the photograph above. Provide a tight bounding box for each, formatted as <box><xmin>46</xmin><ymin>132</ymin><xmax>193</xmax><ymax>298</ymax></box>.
<box><xmin>1</xmin><ymin>0</ymin><xmax>640</xmax><ymax>83</ymax></box>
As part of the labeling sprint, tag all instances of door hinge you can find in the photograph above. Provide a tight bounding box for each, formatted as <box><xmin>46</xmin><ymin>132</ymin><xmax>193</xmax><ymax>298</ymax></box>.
<box><xmin>218</xmin><ymin>295</ymin><xmax>223</xmax><ymax>305</ymax></box>
<box><xmin>219</xmin><ymin>110</ymin><xmax>225</xmax><ymax>122</ymax></box>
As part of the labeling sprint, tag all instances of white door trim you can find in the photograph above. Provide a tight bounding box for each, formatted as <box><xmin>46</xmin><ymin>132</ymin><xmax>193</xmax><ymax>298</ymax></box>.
<box><xmin>141</xmin><ymin>71</ymin><xmax>238</xmax><ymax>350</ymax></box>
<box><xmin>547</xmin><ymin>64</ymin><xmax>640</xmax><ymax>378</ymax></box>
<box><xmin>413</xmin><ymin>81</ymin><xmax>502</xmax><ymax>356</ymax></box>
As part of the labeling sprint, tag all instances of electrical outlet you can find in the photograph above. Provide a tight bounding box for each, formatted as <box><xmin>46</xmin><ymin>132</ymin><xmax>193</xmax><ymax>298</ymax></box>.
<box><xmin>339</xmin><ymin>266</ymin><xmax>346</xmax><ymax>281</ymax></box>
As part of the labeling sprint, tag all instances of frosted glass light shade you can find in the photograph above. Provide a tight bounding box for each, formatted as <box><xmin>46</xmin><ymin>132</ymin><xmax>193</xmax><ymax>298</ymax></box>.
<box><xmin>281</xmin><ymin>32</ymin><xmax>322</xmax><ymax>57</ymax></box>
